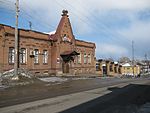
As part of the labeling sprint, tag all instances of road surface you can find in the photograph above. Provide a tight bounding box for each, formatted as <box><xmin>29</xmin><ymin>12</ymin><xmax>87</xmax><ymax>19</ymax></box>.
<box><xmin>0</xmin><ymin>77</ymin><xmax>150</xmax><ymax>113</ymax></box>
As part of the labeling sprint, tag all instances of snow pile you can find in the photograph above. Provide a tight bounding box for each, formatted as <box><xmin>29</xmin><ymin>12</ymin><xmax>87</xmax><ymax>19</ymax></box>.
<box><xmin>1</xmin><ymin>68</ymin><xmax>33</xmax><ymax>79</ymax></box>
<box><xmin>0</xmin><ymin>68</ymin><xmax>34</xmax><ymax>86</ymax></box>
<box><xmin>38</xmin><ymin>77</ymin><xmax>68</xmax><ymax>83</ymax></box>
<box><xmin>2</xmin><ymin>69</ymin><xmax>14</xmax><ymax>77</ymax></box>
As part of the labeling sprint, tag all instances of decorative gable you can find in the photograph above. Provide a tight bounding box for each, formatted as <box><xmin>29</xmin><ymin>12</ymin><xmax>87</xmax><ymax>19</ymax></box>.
<box><xmin>56</xmin><ymin>10</ymin><xmax>75</xmax><ymax>44</ymax></box>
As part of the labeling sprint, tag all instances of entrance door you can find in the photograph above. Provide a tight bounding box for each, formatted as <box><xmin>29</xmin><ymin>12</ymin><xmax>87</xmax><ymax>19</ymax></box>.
<box><xmin>62</xmin><ymin>62</ymin><xmax>69</xmax><ymax>73</ymax></box>
<box><xmin>103</xmin><ymin>66</ymin><xmax>107</xmax><ymax>75</ymax></box>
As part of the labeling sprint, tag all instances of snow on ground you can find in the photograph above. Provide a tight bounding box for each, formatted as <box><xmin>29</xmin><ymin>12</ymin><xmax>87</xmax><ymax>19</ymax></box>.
<box><xmin>2</xmin><ymin>69</ymin><xmax>14</xmax><ymax>77</ymax></box>
<box><xmin>1</xmin><ymin>69</ymin><xmax>32</xmax><ymax>79</ymax></box>
<box><xmin>0</xmin><ymin>85</ymin><xmax>9</xmax><ymax>90</ymax></box>
<box><xmin>38</xmin><ymin>76</ymin><xmax>94</xmax><ymax>83</ymax></box>
<box><xmin>71</xmin><ymin>77</ymin><xmax>92</xmax><ymax>80</ymax></box>
<box><xmin>38</xmin><ymin>77</ymin><xmax>68</xmax><ymax>83</ymax></box>
<box><xmin>3</xmin><ymin>69</ymin><xmax>14</xmax><ymax>75</ymax></box>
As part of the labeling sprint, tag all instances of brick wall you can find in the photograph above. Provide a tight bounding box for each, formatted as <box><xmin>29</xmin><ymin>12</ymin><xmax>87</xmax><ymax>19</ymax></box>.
<box><xmin>0</xmin><ymin>10</ymin><xmax>96</xmax><ymax>76</ymax></box>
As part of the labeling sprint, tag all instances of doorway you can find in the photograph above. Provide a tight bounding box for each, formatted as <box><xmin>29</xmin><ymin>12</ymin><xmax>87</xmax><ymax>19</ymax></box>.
<box><xmin>103</xmin><ymin>66</ymin><xmax>107</xmax><ymax>75</ymax></box>
<box><xmin>62</xmin><ymin>62</ymin><xmax>69</xmax><ymax>73</ymax></box>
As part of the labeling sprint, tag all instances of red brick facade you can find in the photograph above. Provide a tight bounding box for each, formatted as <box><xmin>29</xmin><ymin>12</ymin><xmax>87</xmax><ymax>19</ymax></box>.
<box><xmin>0</xmin><ymin>10</ymin><xmax>96</xmax><ymax>76</ymax></box>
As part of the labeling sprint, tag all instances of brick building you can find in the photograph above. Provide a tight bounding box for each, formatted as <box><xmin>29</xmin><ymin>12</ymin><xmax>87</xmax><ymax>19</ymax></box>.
<box><xmin>0</xmin><ymin>10</ymin><xmax>96</xmax><ymax>76</ymax></box>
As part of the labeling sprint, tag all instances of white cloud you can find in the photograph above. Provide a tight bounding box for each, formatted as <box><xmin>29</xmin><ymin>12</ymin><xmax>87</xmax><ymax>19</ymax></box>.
<box><xmin>90</xmin><ymin>0</ymin><xmax>150</xmax><ymax>11</ymax></box>
<box><xmin>7</xmin><ymin>0</ymin><xmax>150</xmax><ymax>31</ymax></box>
<box><xmin>119</xmin><ymin>21</ymin><xmax>150</xmax><ymax>42</ymax></box>
<box><xmin>2</xmin><ymin>0</ymin><xmax>150</xmax><ymax>59</ymax></box>
<box><xmin>96</xmin><ymin>43</ymin><xmax>128</xmax><ymax>58</ymax></box>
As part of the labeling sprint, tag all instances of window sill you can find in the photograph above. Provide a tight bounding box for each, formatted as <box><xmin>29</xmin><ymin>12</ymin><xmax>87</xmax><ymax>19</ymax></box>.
<box><xmin>9</xmin><ymin>63</ymin><xmax>14</xmax><ymax>65</ymax></box>
<box><xmin>34</xmin><ymin>63</ymin><xmax>39</xmax><ymax>65</ymax></box>
<box><xmin>20</xmin><ymin>63</ymin><xmax>26</xmax><ymax>65</ymax></box>
<box><xmin>43</xmin><ymin>63</ymin><xmax>48</xmax><ymax>65</ymax></box>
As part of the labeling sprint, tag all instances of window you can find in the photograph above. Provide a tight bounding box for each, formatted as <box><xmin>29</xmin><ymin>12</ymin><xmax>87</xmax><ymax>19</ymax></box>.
<box><xmin>96</xmin><ymin>63</ymin><xmax>100</xmax><ymax>71</ymax></box>
<box><xmin>114</xmin><ymin>67</ymin><xmax>117</xmax><ymax>73</ymax></box>
<box><xmin>88</xmin><ymin>54</ymin><xmax>91</xmax><ymax>64</ymax></box>
<box><xmin>110</xmin><ymin>64</ymin><xmax>113</xmax><ymax>72</ymax></box>
<box><xmin>34</xmin><ymin>49</ymin><xmax>39</xmax><ymax>64</ymax></box>
<box><xmin>20</xmin><ymin>48</ymin><xmax>26</xmax><ymax>64</ymax></box>
<box><xmin>8</xmin><ymin>47</ymin><xmax>15</xmax><ymax>64</ymax></box>
<box><xmin>43</xmin><ymin>50</ymin><xmax>48</xmax><ymax>64</ymax></box>
<box><xmin>118</xmin><ymin>68</ymin><xmax>121</xmax><ymax>74</ymax></box>
<box><xmin>77</xmin><ymin>53</ymin><xmax>81</xmax><ymax>64</ymax></box>
<box><xmin>62</xmin><ymin>34</ymin><xmax>71</xmax><ymax>42</ymax></box>
<box><xmin>127</xmin><ymin>67</ymin><xmax>130</xmax><ymax>70</ymax></box>
<box><xmin>84</xmin><ymin>53</ymin><xmax>87</xmax><ymax>64</ymax></box>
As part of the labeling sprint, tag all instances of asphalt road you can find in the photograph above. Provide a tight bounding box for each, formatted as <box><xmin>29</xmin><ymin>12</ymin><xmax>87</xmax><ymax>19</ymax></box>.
<box><xmin>0</xmin><ymin>77</ymin><xmax>140</xmax><ymax>107</ymax></box>
<box><xmin>61</xmin><ymin>79</ymin><xmax>150</xmax><ymax>113</ymax></box>
<box><xmin>0</xmin><ymin>77</ymin><xmax>150</xmax><ymax>113</ymax></box>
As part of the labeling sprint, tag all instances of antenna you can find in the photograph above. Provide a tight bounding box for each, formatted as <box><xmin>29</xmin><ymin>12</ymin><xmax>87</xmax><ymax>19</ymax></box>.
<box><xmin>29</xmin><ymin>21</ymin><xmax>32</xmax><ymax>30</ymax></box>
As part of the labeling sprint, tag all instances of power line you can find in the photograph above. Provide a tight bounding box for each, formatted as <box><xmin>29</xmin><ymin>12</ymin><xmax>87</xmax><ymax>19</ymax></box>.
<box><xmin>20</xmin><ymin>1</ymin><xmax>56</xmax><ymax>29</ymax></box>
<box><xmin>1</xmin><ymin>0</ymin><xmax>55</xmax><ymax>31</ymax></box>
<box><xmin>1</xmin><ymin>0</ymin><xmax>132</xmax><ymax>47</ymax></box>
<box><xmin>59</xmin><ymin>0</ymin><xmax>131</xmax><ymax>45</ymax></box>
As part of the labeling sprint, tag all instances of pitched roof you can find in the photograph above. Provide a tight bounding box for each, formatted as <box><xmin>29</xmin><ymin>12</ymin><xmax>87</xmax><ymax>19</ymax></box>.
<box><xmin>49</xmin><ymin>10</ymin><xmax>74</xmax><ymax>42</ymax></box>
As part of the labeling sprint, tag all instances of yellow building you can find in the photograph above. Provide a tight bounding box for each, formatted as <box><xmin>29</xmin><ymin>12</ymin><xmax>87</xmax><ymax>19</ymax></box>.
<box><xmin>96</xmin><ymin>60</ymin><xmax>141</xmax><ymax>77</ymax></box>
<box><xmin>121</xmin><ymin>63</ymin><xmax>140</xmax><ymax>77</ymax></box>
<box><xmin>96</xmin><ymin>60</ymin><xmax>122</xmax><ymax>77</ymax></box>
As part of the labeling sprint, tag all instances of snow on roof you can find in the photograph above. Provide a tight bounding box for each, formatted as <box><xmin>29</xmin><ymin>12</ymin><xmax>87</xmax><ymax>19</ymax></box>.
<box><xmin>102</xmin><ymin>64</ymin><xmax>106</xmax><ymax>66</ymax></box>
<box><xmin>48</xmin><ymin>30</ymin><xmax>56</xmax><ymax>35</ymax></box>
<box><xmin>44</xmin><ymin>30</ymin><xmax>56</xmax><ymax>35</ymax></box>
<box><xmin>114</xmin><ymin>62</ymin><xmax>118</xmax><ymax>64</ymax></box>
<box><xmin>122</xmin><ymin>63</ymin><xmax>131</xmax><ymax>67</ymax></box>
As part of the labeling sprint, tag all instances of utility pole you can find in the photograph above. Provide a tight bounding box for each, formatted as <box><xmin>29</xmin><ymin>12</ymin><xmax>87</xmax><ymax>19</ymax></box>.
<box><xmin>14</xmin><ymin>0</ymin><xmax>19</xmax><ymax>77</ymax></box>
<box><xmin>132</xmin><ymin>41</ymin><xmax>134</xmax><ymax>77</ymax></box>
<box><xmin>145</xmin><ymin>53</ymin><xmax>148</xmax><ymax>73</ymax></box>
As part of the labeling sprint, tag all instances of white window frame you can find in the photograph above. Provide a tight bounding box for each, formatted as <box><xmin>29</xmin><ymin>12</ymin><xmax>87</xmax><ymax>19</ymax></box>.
<box><xmin>88</xmin><ymin>54</ymin><xmax>91</xmax><ymax>64</ymax></box>
<box><xmin>20</xmin><ymin>48</ymin><xmax>26</xmax><ymax>64</ymax></box>
<box><xmin>34</xmin><ymin>49</ymin><xmax>39</xmax><ymax>64</ymax></box>
<box><xmin>77</xmin><ymin>53</ymin><xmax>81</xmax><ymax>64</ymax></box>
<box><xmin>43</xmin><ymin>50</ymin><xmax>48</xmax><ymax>64</ymax></box>
<box><xmin>84</xmin><ymin>53</ymin><xmax>87</xmax><ymax>64</ymax></box>
<box><xmin>8</xmin><ymin>47</ymin><xmax>15</xmax><ymax>64</ymax></box>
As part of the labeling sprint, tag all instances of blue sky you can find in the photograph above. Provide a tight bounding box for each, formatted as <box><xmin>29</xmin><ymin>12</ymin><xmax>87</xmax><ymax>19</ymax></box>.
<box><xmin>0</xmin><ymin>0</ymin><xmax>150</xmax><ymax>60</ymax></box>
